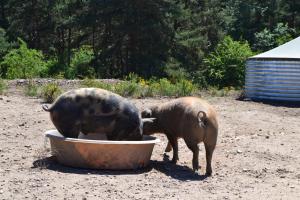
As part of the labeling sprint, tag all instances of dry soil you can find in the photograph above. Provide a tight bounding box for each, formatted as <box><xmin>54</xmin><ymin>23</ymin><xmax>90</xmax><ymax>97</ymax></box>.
<box><xmin>0</xmin><ymin>83</ymin><xmax>299</xmax><ymax>200</ymax></box>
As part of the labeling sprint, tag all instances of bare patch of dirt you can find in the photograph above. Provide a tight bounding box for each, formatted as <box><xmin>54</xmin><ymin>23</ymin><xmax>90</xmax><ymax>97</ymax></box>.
<box><xmin>0</xmin><ymin>85</ymin><xmax>299</xmax><ymax>199</ymax></box>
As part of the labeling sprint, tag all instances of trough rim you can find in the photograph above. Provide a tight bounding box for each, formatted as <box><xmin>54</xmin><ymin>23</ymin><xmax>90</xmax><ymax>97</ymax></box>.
<box><xmin>45</xmin><ymin>129</ymin><xmax>160</xmax><ymax>145</ymax></box>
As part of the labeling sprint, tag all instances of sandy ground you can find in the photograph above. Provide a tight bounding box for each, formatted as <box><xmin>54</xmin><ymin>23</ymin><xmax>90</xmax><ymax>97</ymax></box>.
<box><xmin>0</xmin><ymin>86</ymin><xmax>299</xmax><ymax>200</ymax></box>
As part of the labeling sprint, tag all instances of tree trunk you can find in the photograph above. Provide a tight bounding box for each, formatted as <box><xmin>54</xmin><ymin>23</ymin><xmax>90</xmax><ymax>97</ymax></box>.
<box><xmin>92</xmin><ymin>25</ymin><xmax>95</xmax><ymax>51</ymax></box>
<box><xmin>0</xmin><ymin>1</ymin><xmax>8</xmax><ymax>29</ymax></box>
<box><xmin>67</xmin><ymin>28</ymin><xmax>71</xmax><ymax>67</ymax></box>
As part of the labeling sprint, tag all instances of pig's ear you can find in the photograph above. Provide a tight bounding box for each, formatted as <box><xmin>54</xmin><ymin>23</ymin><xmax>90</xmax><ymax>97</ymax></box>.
<box><xmin>141</xmin><ymin>108</ymin><xmax>152</xmax><ymax>117</ymax></box>
<box><xmin>142</xmin><ymin>118</ymin><xmax>156</xmax><ymax>123</ymax></box>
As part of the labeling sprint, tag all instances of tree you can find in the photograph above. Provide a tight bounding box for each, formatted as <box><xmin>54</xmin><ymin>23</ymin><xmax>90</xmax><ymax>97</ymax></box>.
<box><xmin>225</xmin><ymin>0</ymin><xmax>300</xmax><ymax>46</ymax></box>
<box><xmin>0</xmin><ymin>28</ymin><xmax>12</xmax><ymax>60</ymax></box>
<box><xmin>67</xmin><ymin>45</ymin><xmax>95</xmax><ymax>79</ymax></box>
<box><xmin>79</xmin><ymin>0</ymin><xmax>174</xmax><ymax>78</ymax></box>
<box><xmin>0</xmin><ymin>0</ymin><xmax>9</xmax><ymax>29</ymax></box>
<box><xmin>254</xmin><ymin>23</ymin><xmax>295</xmax><ymax>51</ymax></box>
<box><xmin>204</xmin><ymin>36</ymin><xmax>253</xmax><ymax>87</ymax></box>
<box><xmin>1</xmin><ymin>0</ymin><xmax>298</xmax><ymax>80</ymax></box>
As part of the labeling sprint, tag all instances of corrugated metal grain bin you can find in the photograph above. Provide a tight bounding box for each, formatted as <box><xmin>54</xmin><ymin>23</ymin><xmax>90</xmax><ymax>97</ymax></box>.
<box><xmin>245</xmin><ymin>36</ymin><xmax>300</xmax><ymax>102</ymax></box>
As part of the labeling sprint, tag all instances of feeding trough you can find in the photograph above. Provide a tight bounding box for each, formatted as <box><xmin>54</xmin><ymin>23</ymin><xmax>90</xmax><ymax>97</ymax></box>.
<box><xmin>45</xmin><ymin>130</ymin><xmax>160</xmax><ymax>170</ymax></box>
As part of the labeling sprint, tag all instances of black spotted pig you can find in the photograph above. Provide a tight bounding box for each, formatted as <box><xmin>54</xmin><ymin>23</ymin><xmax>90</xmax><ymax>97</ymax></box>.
<box><xmin>141</xmin><ymin>97</ymin><xmax>218</xmax><ymax>176</ymax></box>
<box><xmin>43</xmin><ymin>88</ymin><xmax>143</xmax><ymax>141</ymax></box>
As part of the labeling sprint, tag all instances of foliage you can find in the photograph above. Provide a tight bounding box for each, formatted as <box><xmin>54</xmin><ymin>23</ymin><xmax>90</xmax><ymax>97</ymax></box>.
<box><xmin>207</xmin><ymin>86</ymin><xmax>236</xmax><ymax>97</ymax></box>
<box><xmin>0</xmin><ymin>79</ymin><xmax>7</xmax><ymax>95</ymax></box>
<box><xmin>0</xmin><ymin>28</ymin><xmax>12</xmax><ymax>61</ymax></box>
<box><xmin>190</xmin><ymin>70</ymin><xmax>208</xmax><ymax>89</ymax></box>
<box><xmin>81</xmin><ymin>79</ymin><xmax>113</xmax><ymax>91</ymax></box>
<box><xmin>45</xmin><ymin>58</ymin><xmax>67</xmax><ymax>78</ymax></box>
<box><xmin>167</xmin><ymin>0</ymin><xmax>227</xmax><ymax>77</ymax></box>
<box><xmin>0</xmin><ymin>39</ymin><xmax>47</xmax><ymax>79</ymax></box>
<box><xmin>227</xmin><ymin>0</ymin><xmax>300</xmax><ymax>46</ymax></box>
<box><xmin>174</xmin><ymin>79</ymin><xmax>197</xmax><ymax>97</ymax></box>
<box><xmin>67</xmin><ymin>46</ymin><xmax>95</xmax><ymax>79</ymax></box>
<box><xmin>114</xmin><ymin>81</ymin><xmax>142</xmax><ymax>98</ymax></box>
<box><xmin>0</xmin><ymin>28</ymin><xmax>13</xmax><ymax>77</ymax></box>
<box><xmin>164</xmin><ymin>58</ymin><xmax>189</xmax><ymax>83</ymax></box>
<box><xmin>41</xmin><ymin>83</ymin><xmax>62</xmax><ymax>103</ymax></box>
<box><xmin>254</xmin><ymin>23</ymin><xmax>295</xmax><ymax>51</ymax></box>
<box><xmin>1</xmin><ymin>0</ymin><xmax>299</xmax><ymax>85</ymax></box>
<box><xmin>273</xmin><ymin>23</ymin><xmax>295</xmax><ymax>45</ymax></box>
<box><xmin>156</xmin><ymin>78</ymin><xmax>177</xmax><ymax>96</ymax></box>
<box><xmin>204</xmin><ymin>36</ymin><xmax>254</xmax><ymax>88</ymax></box>
<box><xmin>81</xmin><ymin>75</ymin><xmax>197</xmax><ymax>98</ymax></box>
<box><xmin>24</xmin><ymin>80</ymin><xmax>39</xmax><ymax>97</ymax></box>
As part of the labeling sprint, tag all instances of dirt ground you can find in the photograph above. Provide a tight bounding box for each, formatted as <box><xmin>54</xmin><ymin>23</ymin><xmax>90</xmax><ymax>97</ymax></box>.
<box><xmin>0</xmin><ymin>85</ymin><xmax>299</xmax><ymax>200</ymax></box>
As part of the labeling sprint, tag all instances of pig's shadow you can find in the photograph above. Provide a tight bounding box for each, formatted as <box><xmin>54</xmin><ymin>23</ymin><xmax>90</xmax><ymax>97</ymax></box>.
<box><xmin>32</xmin><ymin>156</ymin><xmax>152</xmax><ymax>175</ymax></box>
<box><xmin>32</xmin><ymin>155</ymin><xmax>209</xmax><ymax>181</ymax></box>
<box><xmin>150</xmin><ymin>154</ymin><xmax>209</xmax><ymax>181</ymax></box>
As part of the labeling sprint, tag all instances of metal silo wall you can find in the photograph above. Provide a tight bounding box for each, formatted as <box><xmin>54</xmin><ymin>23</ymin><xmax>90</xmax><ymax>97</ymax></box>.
<box><xmin>245</xmin><ymin>59</ymin><xmax>300</xmax><ymax>101</ymax></box>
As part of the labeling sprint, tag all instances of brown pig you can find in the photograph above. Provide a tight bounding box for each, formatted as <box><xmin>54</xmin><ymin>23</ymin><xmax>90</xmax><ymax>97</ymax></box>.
<box><xmin>141</xmin><ymin>97</ymin><xmax>218</xmax><ymax>176</ymax></box>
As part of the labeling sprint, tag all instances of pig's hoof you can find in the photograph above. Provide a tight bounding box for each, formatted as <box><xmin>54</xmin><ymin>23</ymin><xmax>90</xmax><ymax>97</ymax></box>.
<box><xmin>194</xmin><ymin>170</ymin><xmax>201</xmax><ymax>176</ymax></box>
<box><xmin>205</xmin><ymin>171</ymin><xmax>212</xmax><ymax>176</ymax></box>
<box><xmin>164</xmin><ymin>147</ymin><xmax>172</xmax><ymax>152</ymax></box>
<box><xmin>163</xmin><ymin>153</ymin><xmax>170</xmax><ymax>161</ymax></box>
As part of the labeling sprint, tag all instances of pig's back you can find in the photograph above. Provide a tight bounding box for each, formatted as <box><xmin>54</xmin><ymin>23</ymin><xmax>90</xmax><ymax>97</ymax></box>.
<box><xmin>158</xmin><ymin>97</ymin><xmax>217</xmax><ymax>136</ymax></box>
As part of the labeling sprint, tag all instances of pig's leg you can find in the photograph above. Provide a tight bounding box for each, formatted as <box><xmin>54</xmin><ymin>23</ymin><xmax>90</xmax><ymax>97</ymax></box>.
<box><xmin>185</xmin><ymin>140</ymin><xmax>200</xmax><ymax>172</ymax></box>
<box><xmin>164</xmin><ymin>142</ymin><xmax>172</xmax><ymax>152</ymax></box>
<box><xmin>166</xmin><ymin>134</ymin><xmax>178</xmax><ymax>163</ymax></box>
<box><xmin>204</xmin><ymin>142</ymin><xmax>215</xmax><ymax>176</ymax></box>
<box><xmin>204</xmin><ymin>125</ymin><xmax>218</xmax><ymax>176</ymax></box>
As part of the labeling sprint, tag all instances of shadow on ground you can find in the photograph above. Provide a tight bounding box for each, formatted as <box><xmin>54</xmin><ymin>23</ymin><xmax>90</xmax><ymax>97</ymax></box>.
<box><xmin>32</xmin><ymin>156</ymin><xmax>152</xmax><ymax>175</ymax></box>
<box><xmin>150</xmin><ymin>154</ymin><xmax>209</xmax><ymax>181</ymax></box>
<box><xmin>237</xmin><ymin>97</ymin><xmax>300</xmax><ymax>108</ymax></box>
<box><xmin>32</xmin><ymin>155</ymin><xmax>208</xmax><ymax>181</ymax></box>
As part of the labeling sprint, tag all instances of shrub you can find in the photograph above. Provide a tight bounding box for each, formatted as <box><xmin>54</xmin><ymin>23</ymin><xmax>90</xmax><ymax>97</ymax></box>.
<box><xmin>0</xmin><ymin>79</ymin><xmax>7</xmax><ymax>95</ymax></box>
<box><xmin>207</xmin><ymin>86</ymin><xmax>235</xmax><ymax>97</ymax></box>
<box><xmin>156</xmin><ymin>78</ymin><xmax>177</xmax><ymax>96</ymax></box>
<box><xmin>81</xmin><ymin>78</ymin><xmax>113</xmax><ymax>91</ymax></box>
<box><xmin>82</xmin><ymin>76</ymin><xmax>199</xmax><ymax>98</ymax></box>
<box><xmin>114</xmin><ymin>81</ymin><xmax>141</xmax><ymax>97</ymax></box>
<box><xmin>175</xmin><ymin>79</ymin><xmax>197</xmax><ymax>96</ymax></box>
<box><xmin>67</xmin><ymin>45</ymin><xmax>95</xmax><ymax>79</ymax></box>
<box><xmin>41</xmin><ymin>83</ymin><xmax>62</xmax><ymax>103</ymax></box>
<box><xmin>81</xmin><ymin>78</ymin><xmax>99</xmax><ymax>87</ymax></box>
<box><xmin>24</xmin><ymin>80</ymin><xmax>39</xmax><ymax>97</ymax></box>
<box><xmin>0</xmin><ymin>38</ymin><xmax>47</xmax><ymax>79</ymax></box>
<box><xmin>204</xmin><ymin>36</ymin><xmax>253</xmax><ymax>88</ymax></box>
<box><xmin>45</xmin><ymin>58</ymin><xmax>67</xmax><ymax>78</ymax></box>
